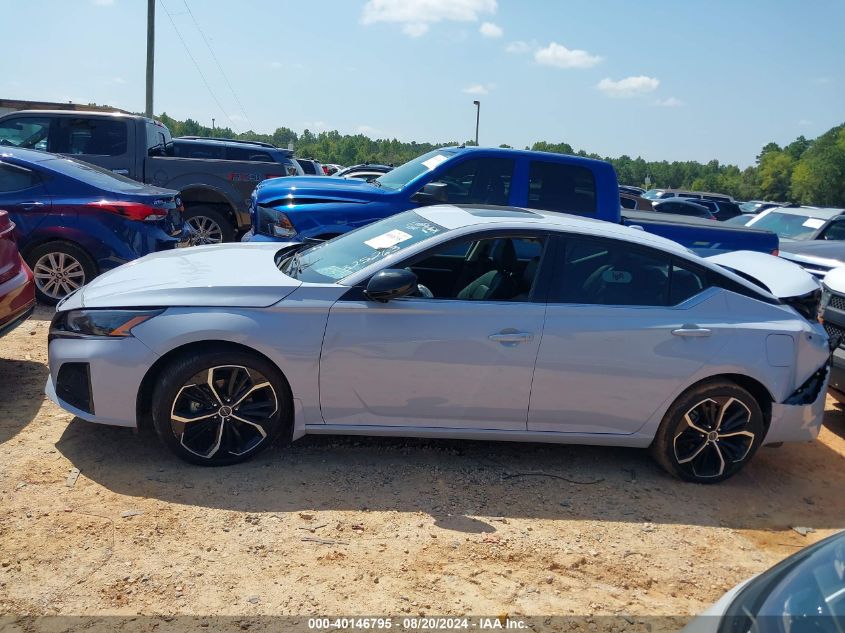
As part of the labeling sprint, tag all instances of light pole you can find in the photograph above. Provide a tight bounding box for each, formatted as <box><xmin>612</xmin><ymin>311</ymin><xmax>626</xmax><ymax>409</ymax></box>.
<box><xmin>212</xmin><ymin>118</ymin><xmax>215</xmax><ymax>134</ymax></box>
<box><xmin>145</xmin><ymin>0</ymin><xmax>155</xmax><ymax>118</ymax></box>
<box><xmin>473</xmin><ymin>100</ymin><xmax>480</xmax><ymax>146</ymax></box>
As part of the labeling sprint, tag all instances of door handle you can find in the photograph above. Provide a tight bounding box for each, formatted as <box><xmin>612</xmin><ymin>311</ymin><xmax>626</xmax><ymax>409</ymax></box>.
<box><xmin>112</xmin><ymin>169</ymin><xmax>130</xmax><ymax>176</ymax></box>
<box><xmin>489</xmin><ymin>330</ymin><xmax>534</xmax><ymax>345</ymax></box>
<box><xmin>672</xmin><ymin>325</ymin><xmax>711</xmax><ymax>338</ymax></box>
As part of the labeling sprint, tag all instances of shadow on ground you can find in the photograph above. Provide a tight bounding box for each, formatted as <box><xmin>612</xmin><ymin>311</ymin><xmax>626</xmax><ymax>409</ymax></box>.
<box><xmin>0</xmin><ymin>357</ymin><xmax>48</xmax><ymax>445</ymax></box>
<box><xmin>54</xmin><ymin>412</ymin><xmax>845</xmax><ymax>532</ymax></box>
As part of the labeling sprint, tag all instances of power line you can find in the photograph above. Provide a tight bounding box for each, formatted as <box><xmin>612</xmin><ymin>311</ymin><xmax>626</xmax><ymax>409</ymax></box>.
<box><xmin>157</xmin><ymin>0</ymin><xmax>239</xmax><ymax>133</ymax></box>
<box><xmin>182</xmin><ymin>0</ymin><xmax>252</xmax><ymax>129</ymax></box>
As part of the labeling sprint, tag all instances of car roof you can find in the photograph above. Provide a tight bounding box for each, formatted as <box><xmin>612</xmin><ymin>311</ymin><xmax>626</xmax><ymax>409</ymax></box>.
<box><xmin>653</xmin><ymin>198</ymin><xmax>709</xmax><ymax>209</ymax></box>
<box><xmin>767</xmin><ymin>206</ymin><xmax>845</xmax><ymax>219</ymax></box>
<box><xmin>416</xmin><ymin>204</ymin><xmax>692</xmax><ymax>256</ymax></box>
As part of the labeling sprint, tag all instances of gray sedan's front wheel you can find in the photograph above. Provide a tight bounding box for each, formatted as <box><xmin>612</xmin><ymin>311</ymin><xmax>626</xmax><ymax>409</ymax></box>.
<box><xmin>650</xmin><ymin>380</ymin><xmax>765</xmax><ymax>483</ymax></box>
<box><xmin>151</xmin><ymin>349</ymin><xmax>292</xmax><ymax>465</ymax></box>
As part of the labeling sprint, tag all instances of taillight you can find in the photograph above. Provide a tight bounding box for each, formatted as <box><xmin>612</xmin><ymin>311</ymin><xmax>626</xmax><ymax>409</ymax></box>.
<box><xmin>87</xmin><ymin>200</ymin><xmax>167</xmax><ymax>222</ymax></box>
<box><xmin>771</xmin><ymin>249</ymin><xmax>779</xmax><ymax>256</ymax></box>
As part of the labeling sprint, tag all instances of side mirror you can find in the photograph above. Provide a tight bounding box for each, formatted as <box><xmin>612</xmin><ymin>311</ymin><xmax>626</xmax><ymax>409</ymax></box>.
<box><xmin>365</xmin><ymin>269</ymin><xmax>418</xmax><ymax>303</ymax></box>
<box><xmin>411</xmin><ymin>182</ymin><xmax>449</xmax><ymax>206</ymax></box>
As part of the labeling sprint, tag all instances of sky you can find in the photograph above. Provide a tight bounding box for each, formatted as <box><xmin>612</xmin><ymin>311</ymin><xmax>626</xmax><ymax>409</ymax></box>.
<box><xmin>3</xmin><ymin>0</ymin><xmax>844</xmax><ymax>167</ymax></box>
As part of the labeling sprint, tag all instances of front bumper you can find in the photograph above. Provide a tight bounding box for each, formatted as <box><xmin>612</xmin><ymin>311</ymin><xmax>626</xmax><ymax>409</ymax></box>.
<box><xmin>765</xmin><ymin>363</ymin><xmax>830</xmax><ymax>443</ymax></box>
<box><xmin>45</xmin><ymin>335</ymin><xmax>159</xmax><ymax>427</ymax></box>
<box><xmin>0</xmin><ymin>262</ymin><xmax>35</xmax><ymax>337</ymax></box>
<box><xmin>240</xmin><ymin>229</ymin><xmax>295</xmax><ymax>243</ymax></box>
<box><xmin>828</xmin><ymin>347</ymin><xmax>845</xmax><ymax>402</ymax></box>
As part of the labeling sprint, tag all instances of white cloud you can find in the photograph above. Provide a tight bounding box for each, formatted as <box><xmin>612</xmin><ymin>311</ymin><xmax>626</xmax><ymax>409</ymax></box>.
<box><xmin>304</xmin><ymin>121</ymin><xmax>328</xmax><ymax>130</ymax></box>
<box><xmin>361</xmin><ymin>0</ymin><xmax>497</xmax><ymax>37</ymax></box>
<box><xmin>798</xmin><ymin>119</ymin><xmax>813</xmax><ymax>127</ymax></box>
<box><xmin>597</xmin><ymin>75</ymin><xmax>660</xmax><ymax>98</ymax></box>
<box><xmin>812</xmin><ymin>77</ymin><xmax>833</xmax><ymax>85</ymax></box>
<box><xmin>534</xmin><ymin>42</ymin><xmax>602</xmax><ymax>69</ymax></box>
<box><xmin>505</xmin><ymin>40</ymin><xmax>533</xmax><ymax>54</ymax></box>
<box><xmin>479</xmin><ymin>22</ymin><xmax>503</xmax><ymax>38</ymax></box>
<box><xmin>654</xmin><ymin>96</ymin><xmax>682</xmax><ymax>107</ymax></box>
<box><xmin>91</xmin><ymin>0</ymin><xmax>114</xmax><ymax>5</ymax></box>
<box><xmin>462</xmin><ymin>83</ymin><xmax>495</xmax><ymax>95</ymax></box>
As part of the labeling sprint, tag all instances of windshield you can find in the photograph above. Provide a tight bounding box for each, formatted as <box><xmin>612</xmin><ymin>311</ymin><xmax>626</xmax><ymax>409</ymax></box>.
<box><xmin>642</xmin><ymin>189</ymin><xmax>665</xmax><ymax>200</ymax></box>
<box><xmin>722</xmin><ymin>531</ymin><xmax>845</xmax><ymax>631</ymax></box>
<box><xmin>283</xmin><ymin>210</ymin><xmax>447</xmax><ymax>283</ymax></box>
<box><xmin>746</xmin><ymin>210</ymin><xmax>829</xmax><ymax>240</ymax></box>
<box><xmin>374</xmin><ymin>149</ymin><xmax>456</xmax><ymax>190</ymax></box>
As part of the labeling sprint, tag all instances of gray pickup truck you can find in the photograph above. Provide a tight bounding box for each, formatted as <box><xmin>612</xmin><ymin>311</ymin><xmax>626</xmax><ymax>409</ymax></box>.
<box><xmin>0</xmin><ymin>110</ymin><xmax>302</xmax><ymax>242</ymax></box>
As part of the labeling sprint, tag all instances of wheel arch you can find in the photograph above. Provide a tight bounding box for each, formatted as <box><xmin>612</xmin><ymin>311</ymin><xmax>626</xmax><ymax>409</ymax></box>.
<box><xmin>136</xmin><ymin>339</ymin><xmax>293</xmax><ymax>430</ymax></box>
<box><xmin>179</xmin><ymin>185</ymin><xmax>241</xmax><ymax>229</ymax></box>
<box><xmin>669</xmin><ymin>373</ymin><xmax>775</xmax><ymax>431</ymax></box>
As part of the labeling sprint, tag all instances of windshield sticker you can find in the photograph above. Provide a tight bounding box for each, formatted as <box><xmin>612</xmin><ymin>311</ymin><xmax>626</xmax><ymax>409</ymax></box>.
<box><xmin>421</xmin><ymin>154</ymin><xmax>449</xmax><ymax>171</ymax></box>
<box><xmin>802</xmin><ymin>218</ymin><xmax>826</xmax><ymax>229</ymax></box>
<box><xmin>364</xmin><ymin>229</ymin><xmax>413</xmax><ymax>250</ymax></box>
<box><xmin>316</xmin><ymin>265</ymin><xmax>354</xmax><ymax>278</ymax></box>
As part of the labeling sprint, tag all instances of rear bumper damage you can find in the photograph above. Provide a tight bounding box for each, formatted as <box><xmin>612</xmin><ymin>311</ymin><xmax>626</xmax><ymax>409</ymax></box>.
<box><xmin>766</xmin><ymin>362</ymin><xmax>830</xmax><ymax>444</ymax></box>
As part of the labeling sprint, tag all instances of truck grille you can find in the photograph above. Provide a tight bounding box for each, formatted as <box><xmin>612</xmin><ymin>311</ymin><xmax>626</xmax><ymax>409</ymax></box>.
<box><xmin>830</xmin><ymin>294</ymin><xmax>845</xmax><ymax>311</ymax></box>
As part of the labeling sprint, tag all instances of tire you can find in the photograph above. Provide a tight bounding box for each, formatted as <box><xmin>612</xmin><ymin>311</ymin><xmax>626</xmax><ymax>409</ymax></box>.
<box><xmin>183</xmin><ymin>206</ymin><xmax>235</xmax><ymax>245</ymax></box>
<box><xmin>151</xmin><ymin>349</ymin><xmax>292</xmax><ymax>466</ymax></box>
<box><xmin>26</xmin><ymin>241</ymin><xmax>97</xmax><ymax>305</ymax></box>
<box><xmin>650</xmin><ymin>380</ymin><xmax>765</xmax><ymax>484</ymax></box>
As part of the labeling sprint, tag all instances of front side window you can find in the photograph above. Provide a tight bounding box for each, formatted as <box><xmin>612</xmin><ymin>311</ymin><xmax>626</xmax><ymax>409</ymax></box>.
<box><xmin>528</xmin><ymin>161</ymin><xmax>596</xmax><ymax>215</ymax></box>
<box><xmin>404</xmin><ymin>235</ymin><xmax>545</xmax><ymax>302</ymax></box>
<box><xmin>553</xmin><ymin>239</ymin><xmax>707</xmax><ymax>307</ymax></box>
<box><xmin>0</xmin><ymin>162</ymin><xmax>41</xmax><ymax>193</ymax></box>
<box><xmin>821</xmin><ymin>220</ymin><xmax>845</xmax><ymax>241</ymax></box>
<box><xmin>428</xmin><ymin>158</ymin><xmax>514</xmax><ymax>206</ymax></box>
<box><xmin>50</xmin><ymin>118</ymin><xmax>128</xmax><ymax>156</ymax></box>
<box><xmin>0</xmin><ymin>117</ymin><xmax>50</xmax><ymax>150</ymax></box>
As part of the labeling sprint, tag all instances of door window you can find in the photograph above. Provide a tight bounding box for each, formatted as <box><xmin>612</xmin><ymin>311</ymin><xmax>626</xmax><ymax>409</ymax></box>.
<box><xmin>0</xmin><ymin>163</ymin><xmax>41</xmax><ymax>192</ymax></box>
<box><xmin>528</xmin><ymin>161</ymin><xmax>596</xmax><ymax>215</ymax></box>
<box><xmin>554</xmin><ymin>239</ymin><xmax>708</xmax><ymax>306</ymax></box>
<box><xmin>821</xmin><ymin>220</ymin><xmax>845</xmax><ymax>241</ymax></box>
<box><xmin>405</xmin><ymin>235</ymin><xmax>545</xmax><ymax>301</ymax></box>
<box><xmin>50</xmin><ymin>118</ymin><xmax>128</xmax><ymax>156</ymax></box>
<box><xmin>430</xmin><ymin>158</ymin><xmax>514</xmax><ymax>205</ymax></box>
<box><xmin>0</xmin><ymin>117</ymin><xmax>50</xmax><ymax>150</ymax></box>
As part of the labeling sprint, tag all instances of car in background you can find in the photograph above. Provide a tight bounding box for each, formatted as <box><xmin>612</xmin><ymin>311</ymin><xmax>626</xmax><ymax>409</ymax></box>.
<box><xmin>0</xmin><ymin>147</ymin><xmax>185</xmax><ymax>303</ymax></box>
<box><xmin>0</xmin><ymin>210</ymin><xmax>35</xmax><ymax>336</ymax></box>
<box><xmin>740</xmin><ymin>200</ymin><xmax>786</xmax><ymax>215</ymax></box>
<box><xmin>819</xmin><ymin>267</ymin><xmax>845</xmax><ymax>403</ymax></box>
<box><xmin>691</xmin><ymin>198</ymin><xmax>744</xmax><ymax>221</ymax></box>
<box><xmin>778</xmin><ymin>241</ymin><xmax>845</xmax><ymax>279</ymax></box>
<box><xmin>652</xmin><ymin>199</ymin><xmax>716</xmax><ymax>220</ymax></box>
<box><xmin>643</xmin><ymin>188</ymin><xmax>735</xmax><ymax>204</ymax></box>
<box><xmin>746</xmin><ymin>205</ymin><xmax>845</xmax><ymax>242</ymax></box>
<box><xmin>322</xmin><ymin>163</ymin><xmax>344</xmax><ymax>176</ymax></box>
<box><xmin>683</xmin><ymin>530</ymin><xmax>845</xmax><ymax>632</ymax></box>
<box><xmin>295</xmin><ymin>158</ymin><xmax>324</xmax><ymax>176</ymax></box>
<box><xmin>619</xmin><ymin>192</ymin><xmax>653</xmax><ymax>210</ymax></box>
<box><xmin>47</xmin><ymin>204</ymin><xmax>827</xmax><ymax>478</ymax></box>
<box><xmin>618</xmin><ymin>185</ymin><xmax>645</xmax><ymax>196</ymax></box>
<box><xmin>334</xmin><ymin>163</ymin><xmax>393</xmax><ymax>182</ymax></box>
<box><xmin>172</xmin><ymin>137</ymin><xmax>302</xmax><ymax>175</ymax></box>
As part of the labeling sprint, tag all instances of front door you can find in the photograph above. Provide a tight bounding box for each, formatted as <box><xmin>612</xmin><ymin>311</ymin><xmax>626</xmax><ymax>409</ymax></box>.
<box><xmin>319</xmin><ymin>234</ymin><xmax>549</xmax><ymax>430</ymax></box>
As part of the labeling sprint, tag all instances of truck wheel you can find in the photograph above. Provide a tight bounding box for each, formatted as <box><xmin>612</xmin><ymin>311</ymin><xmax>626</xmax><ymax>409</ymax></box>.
<box><xmin>184</xmin><ymin>206</ymin><xmax>235</xmax><ymax>245</ymax></box>
<box><xmin>26</xmin><ymin>241</ymin><xmax>97</xmax><ymax>305</ymax></box>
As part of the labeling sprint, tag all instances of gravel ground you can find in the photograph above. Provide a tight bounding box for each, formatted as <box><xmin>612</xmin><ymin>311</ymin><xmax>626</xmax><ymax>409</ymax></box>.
<box><xmin>1</xmin><ymin>306</ymin><xmax>844</xmax><ymax>629</ymax></box>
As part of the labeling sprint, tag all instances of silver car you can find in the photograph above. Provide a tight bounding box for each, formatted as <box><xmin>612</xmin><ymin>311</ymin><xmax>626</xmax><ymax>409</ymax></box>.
<box><xmin>46</xmin><ymin>205</ymin><xmax>830</xmax><ymax>482</ymax></box>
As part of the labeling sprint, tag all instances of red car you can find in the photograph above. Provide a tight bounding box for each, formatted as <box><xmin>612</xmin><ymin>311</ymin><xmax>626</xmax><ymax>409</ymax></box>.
<box><xmin>0</xmin><ymin>210</ymin><xmax>35</xmax><ymax>337</ymax></box>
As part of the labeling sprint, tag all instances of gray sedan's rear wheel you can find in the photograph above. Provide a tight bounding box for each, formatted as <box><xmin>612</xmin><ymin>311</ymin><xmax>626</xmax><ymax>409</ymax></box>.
<box><xmin>151</xmin><ymin>350</ymin><xmax>291</xmax><ymax>465</ymax></box>
<box><xmin>650</xmin><ymin>380</ymin><xmax>764</xmax><ymax>483</ymax></box>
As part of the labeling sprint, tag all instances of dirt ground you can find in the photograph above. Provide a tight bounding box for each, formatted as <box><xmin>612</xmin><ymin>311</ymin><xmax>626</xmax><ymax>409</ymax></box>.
<box><xmin>1</xmin><ymin>306</ymin><xmax>844</xmax><ymax>627</ymax></box>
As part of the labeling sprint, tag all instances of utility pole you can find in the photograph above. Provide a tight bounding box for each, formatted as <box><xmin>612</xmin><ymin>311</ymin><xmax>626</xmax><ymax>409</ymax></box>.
<box><xmin>473</xmin><ymin>100</ymin><xmax>480</xmax><ymax>146</ymax></box>
<box><xmin>145</xmin><ymin>0</ymin><xmax>155</xmax><ymax>118</ymax></box>
<box><xmin>212</xmin><ymin>118</ymin><xmax>216</xmax><ymax>133</ymax></box>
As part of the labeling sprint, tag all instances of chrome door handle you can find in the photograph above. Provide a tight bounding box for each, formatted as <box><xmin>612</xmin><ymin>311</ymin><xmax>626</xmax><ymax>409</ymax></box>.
<box><xmin>20</xmin><ymin>201</ymin><xmax>44</xmax><ymax>210</ymax></box>
<box><xmin>672</xmin><ymin>325</ymin><xmax>711</xmax><ymax>338</ymax></box>
<box><xmin>489</xmin><ymin>330</ymin><xmax>534</xmax><ymax>344</ymax></box>
<box><xmin>112</xmin><ymin>169</ymin><xmax>130</xmax><ymax>176</ymax></box>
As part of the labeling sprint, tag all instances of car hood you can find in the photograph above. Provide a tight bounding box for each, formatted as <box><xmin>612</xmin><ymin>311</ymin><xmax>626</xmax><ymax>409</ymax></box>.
<box><xmin>68</xmin><ymin>243</ymin><xmax>302</xmax><ymax>309</ymax></box>
<box><xmin>706</xmin><ymin>250</ymin><xmax>820</xmax><ymax>298</ymax></box>
<box><xmin>779</xmin><ymin>240</ymin><xmax>845</xmax><ymax>265</ymax></box>
<box><xmin>255</xmin><ymin>175</ymin><xmax>386</xmax><ymax>205</ymax></box>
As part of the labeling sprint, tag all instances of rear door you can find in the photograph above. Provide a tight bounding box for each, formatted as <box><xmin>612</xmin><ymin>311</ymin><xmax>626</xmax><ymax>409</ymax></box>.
<box><xmin>528</xmin><ymin>236</ymin><xmax>732</xmax><ymax>435</ymax></box>
<box><xmin>0</xmin><ymin>161</ymin><xmax>53</xmax><ymax>239</ymax></box>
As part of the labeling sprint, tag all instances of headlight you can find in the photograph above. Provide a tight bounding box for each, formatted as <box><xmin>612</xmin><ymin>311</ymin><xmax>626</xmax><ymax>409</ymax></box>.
<box><xmin>257</xmin><ymin>205</ymin><xmax>296</xmax><ymax>237</ymax></box>
<box><xmin>49</xmin><ymin>309</ymin><xmax>163</xmax><ymax>340</ymax></box>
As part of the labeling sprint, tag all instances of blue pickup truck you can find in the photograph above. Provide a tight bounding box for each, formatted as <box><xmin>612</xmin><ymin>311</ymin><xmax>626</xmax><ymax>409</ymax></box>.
<box><xmin>244</xmin><ymin>147</ymin><xmax>778</xmax><ymax>255</ymax></box>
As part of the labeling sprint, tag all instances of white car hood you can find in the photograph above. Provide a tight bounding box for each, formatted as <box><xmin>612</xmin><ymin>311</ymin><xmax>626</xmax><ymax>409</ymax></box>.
<box><xmin>71</xmin><ymin>243</ymin><xmax>302</xmax><ymax>309</ymax></box>
<box><xmin>707</xmin><ymin>250</ymin><xmax>820</xmax><ymax>298</ymax></box>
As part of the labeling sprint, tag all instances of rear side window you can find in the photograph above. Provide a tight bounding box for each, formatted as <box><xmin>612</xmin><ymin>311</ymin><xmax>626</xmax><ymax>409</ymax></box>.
<box><xmin>553</xmin><ymin>239</ymin><xmax>709</xmax><ymax>306</ymax></box>
<box><xmin>226</xmin><ymin>146</ymin><xmax>273</xmax><ymax>162</ymax></box>
<box><xmin>620</xmin><ymin>196</ymin><xmax>636</xmax><ymax>209</ymax></box>
<box><xmin>298</xmin><ymin>160</ymin><xmax>317</xmax><ymax>174</ymax></box>
<box><xmin>0</xmin><ymin>117</ymin><xmax>50</xmax><ymax>150</ymax></box>
<box><xmin>431</xmin><ymin>158</ymin><xmax>514</xmax><ymax>205</ymax></box>
<box><xmin>0</xmin><ymin>162</ymin><xmax>41</xmax><ymax>192</ymax></box>
<box><xmin>50</xmin><ymin>118</ymin><xmax>128</xmax><ymax>156</ymax></box>
<box><xmin>528</xmin><ymin>161</ymin><xmax>596</xmax><ymax>215</ymax></box>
